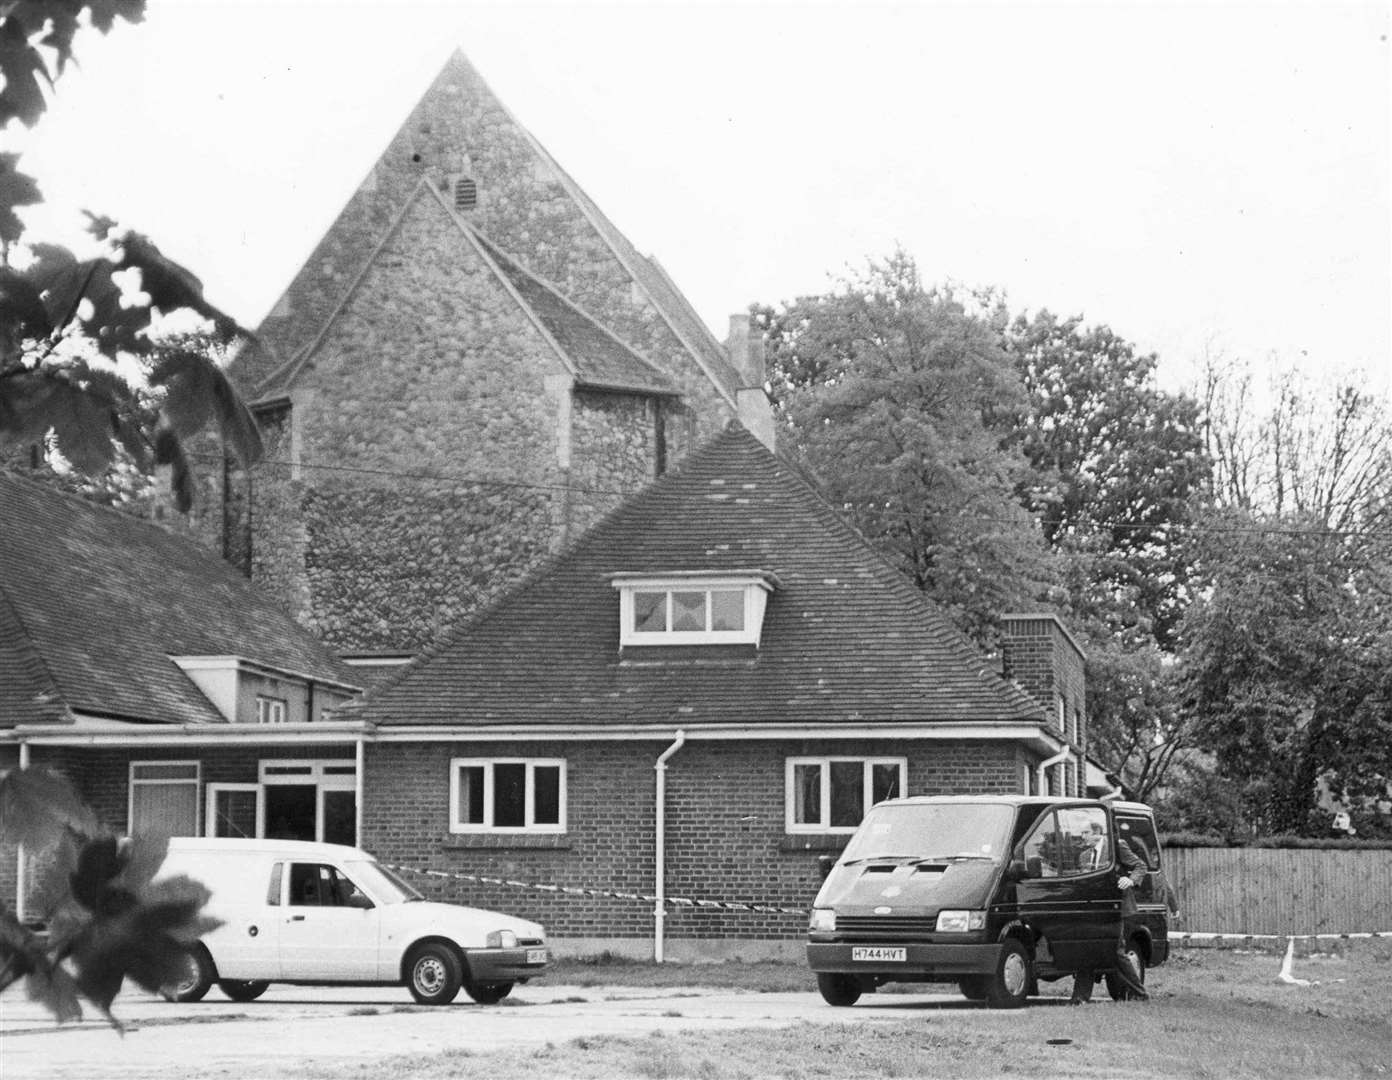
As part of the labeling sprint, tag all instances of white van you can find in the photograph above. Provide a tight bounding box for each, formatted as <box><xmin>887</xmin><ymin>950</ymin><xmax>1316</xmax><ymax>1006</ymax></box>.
<box><xmin>158</xmin><ymin>838</ymin><xmax>548</xmax><ymax>1005</ymax></box>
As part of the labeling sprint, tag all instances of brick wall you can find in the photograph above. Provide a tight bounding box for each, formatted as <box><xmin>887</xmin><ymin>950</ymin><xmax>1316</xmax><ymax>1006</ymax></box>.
<box><xmin>1001</xmin><ymin>614</ymin><xmax>1088</xmax><ymax>796</ymax></box>
<box><xmin>360</xmin><ymin>737</ymin><xmax>1027</xmax><ymax>952</ymax></box>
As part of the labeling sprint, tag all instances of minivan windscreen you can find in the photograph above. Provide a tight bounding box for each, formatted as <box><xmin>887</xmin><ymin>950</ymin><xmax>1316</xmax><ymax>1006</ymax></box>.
<box><xmin>840</xmin><ymin>803</ymin><xmax>1015</xmax><ymax>864</ymax></box>
<box><xmin>347</xmin><ymin>860</ymin><xmax>426</xmax><ymax>903</ymax></box>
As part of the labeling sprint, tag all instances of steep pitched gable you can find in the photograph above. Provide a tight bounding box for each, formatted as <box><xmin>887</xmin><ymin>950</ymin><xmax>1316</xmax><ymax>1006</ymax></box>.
<box><xmin>0</xmin><ymin>474</ymin><xmax>359</xmax><ymax>727</ymax></box>
<box><xmin>241</xmin><ymin>50</ymin><xmax>736</xmax><ymax>419</ymax></box>
<box><xmin>355</xmin><ymin>424</ymin><xmax>1046</xmax><ymax>729</ymax></box>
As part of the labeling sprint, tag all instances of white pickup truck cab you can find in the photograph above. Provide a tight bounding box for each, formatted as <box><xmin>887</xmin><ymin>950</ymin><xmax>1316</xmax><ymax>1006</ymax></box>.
<box><xmin>159</xmin><ymin>838</ymin><xmax>547</xmax><ymax>1005</ymax></box>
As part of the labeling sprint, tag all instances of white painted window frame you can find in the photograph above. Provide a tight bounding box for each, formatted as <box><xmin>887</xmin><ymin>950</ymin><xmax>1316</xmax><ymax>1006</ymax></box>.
<box><xmin>448</xmin><ymin>758</ymin><xmax>567</xmax><ymax>834</ymax></box>
<box><xmin>256</xmin><ymin>695</ymin><xmax>289</xmax><ymax>724</ymax></box>
<box><xmin>258</xmin><ymin>759</ymin><xmax>357</xmax><ymax>844</ymax></box>
<box><xmin>614</xmin><ymin>576</ymin><xmax>773</xmax><ymax>647</ymax></box>
<box><xmin>784</xmin><ymin>756</ymin><xmax>907</xmax><ymax>835</ymax></box>
<box><xmin>205</xmin><ymin>782</ymin><xmax>265</xmax><ymax>838</ymax></box>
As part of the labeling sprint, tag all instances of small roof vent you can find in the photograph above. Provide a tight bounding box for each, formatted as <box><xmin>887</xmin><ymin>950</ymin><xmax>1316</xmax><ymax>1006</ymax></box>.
<box><xmin>454</xmin><ymin>177</ymin><xmax>477</xmax><ymax>211</ymax></box>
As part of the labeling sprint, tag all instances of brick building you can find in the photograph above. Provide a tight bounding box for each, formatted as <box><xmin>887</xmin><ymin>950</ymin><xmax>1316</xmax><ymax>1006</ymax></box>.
<box><xmin>185</xmin><ymin>50</ymin><xmax>752</xmax><ymax>663</ymax></box>
<box><xmin>347</xmin><ymin>424</ymin><xmax>1089</xmax><ymax>959</ymax></box>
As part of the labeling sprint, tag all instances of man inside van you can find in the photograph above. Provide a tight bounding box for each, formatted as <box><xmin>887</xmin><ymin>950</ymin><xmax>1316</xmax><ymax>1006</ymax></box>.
<box><xmin>1069</xmin><ymin>828</ymin><xmax>1149</xmax><ymax>1004</ymax></box>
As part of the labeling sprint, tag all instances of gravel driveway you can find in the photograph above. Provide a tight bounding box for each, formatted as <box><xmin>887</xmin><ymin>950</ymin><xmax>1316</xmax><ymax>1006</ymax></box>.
<box><xmin>1</xmin><ymin>982</ymin><xmax>968</xmax><ymax>1079</ymax></box>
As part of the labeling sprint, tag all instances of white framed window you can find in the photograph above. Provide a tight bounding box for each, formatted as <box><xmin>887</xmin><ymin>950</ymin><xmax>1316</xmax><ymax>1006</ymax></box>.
<box><xmin>129</xmin><ymin>761</ymin><xmax>201</xmax><ymax>837</ymax></box>
<box><xmin>449</xmin><ymin>758</ymin><xmax>566</xmax><ymax>834</ymax></box>
<box><xmin>611</xmin><ymin>572</ymin><xmax>778</xmax><ymax>647</ymax></box>
<box><xmin>785</xmin><ymin>757</ymin><xmax>906</xmax><ymax>834</ymax></box>
<box><xmin>256</xmin><ymin>695</ymin><xmax>289</xmax><ymax>724</ymax></box>
<box><xmin>207</xmin><ymin>783</ymin><xmax>264</xmax><ymax>839</ymax></box>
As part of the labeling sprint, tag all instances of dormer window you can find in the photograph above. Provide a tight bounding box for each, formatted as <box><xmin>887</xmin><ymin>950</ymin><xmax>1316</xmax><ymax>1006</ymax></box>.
<box><xmin>257</xmin><ymin>695</ymin><xmax>288</xmax><ymax>724</ymax></box>
<box><xmin>611</xmin><ymin>571</ymin><xmax>779</xmax><ymax>647</ymax></box>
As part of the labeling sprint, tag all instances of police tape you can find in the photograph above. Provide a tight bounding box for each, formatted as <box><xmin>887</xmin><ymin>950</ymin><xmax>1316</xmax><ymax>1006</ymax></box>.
<box><xmin>384</xmin><ymin>863</ymin><xmax>809</xmax><ymax>916</ymax></box>
<box><xmin>385</xmin><ymin>864</ymin><xmax>1392</xmax><ymax>939</ymax></box>
<box><xmin>1172</xmin><ymin>930</ymin><xmax>1392</xmax><ymax>944</ymax></box>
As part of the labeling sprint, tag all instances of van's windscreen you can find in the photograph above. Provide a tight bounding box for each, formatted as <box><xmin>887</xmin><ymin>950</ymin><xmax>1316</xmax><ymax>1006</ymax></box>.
<box><xmin>841</xmin><ymin>803</ymin><xmax>1014</xmax><ymax>862</ymax></box>
<box><xmin>347</xmin><ymin>861</ymin><xmax>425</xmax><ymax>903</ymax></box>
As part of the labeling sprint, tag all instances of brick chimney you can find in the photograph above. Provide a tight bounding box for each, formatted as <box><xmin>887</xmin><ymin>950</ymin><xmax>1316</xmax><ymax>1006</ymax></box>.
<box><xmin>1000</xmin><ymin>614</ymin><xmax>1087</xmax><ymax>788</ymax></box>
<box><xmin>726</xmin><ymin>313</ymin><xmax>775</xmax><ymax>451</ymax></box>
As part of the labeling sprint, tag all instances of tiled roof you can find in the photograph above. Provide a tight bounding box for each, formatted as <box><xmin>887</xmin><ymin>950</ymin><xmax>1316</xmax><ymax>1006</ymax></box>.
<box><xmin>355</xmin><ymin>424</ymin><xmax>1046</xmax><ymax>729</ymax></box>
<box><xmin>0</xmin><ymin>473</ymin><xmax>359</xmax><ymax>727</ymax></box>
<box><xmin>472</xmin><ymin>232</ymin><xmax>678</xmax><ymax>396</ymax></box>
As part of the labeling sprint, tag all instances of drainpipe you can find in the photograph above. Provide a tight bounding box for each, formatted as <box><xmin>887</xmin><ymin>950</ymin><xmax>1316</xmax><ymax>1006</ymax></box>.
<box><xmin>653</xmin><ymin>730</ymin><xmax>686</xmax><ymax>963</ymax></box>
<box><xmin>15</xmin><ymin>741</ymin><xmax>29</xmax><ymax>923</ymax></box>
<box><xmin>1036</xmin><ymin>747</ymin><xmax>1072</xmax><ymax>797</ymax></box>
<box><xmin>355</xmin><ymin>738</ymin><xmax>365</xmax><ymax>847</ymax></box>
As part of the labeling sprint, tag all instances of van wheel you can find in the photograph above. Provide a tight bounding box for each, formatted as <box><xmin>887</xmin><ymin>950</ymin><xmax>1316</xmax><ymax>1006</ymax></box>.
<box><xmin>407</xmin><ymin>943</ymin><xmax>462</xmax><ymax>1005</ymax></box>
<box><xmin>816</xmin><ymin>972</ymin><xmax>862</xmax><ymax>1006</ymax></box>
<box><xmin>985</xmin><ymin>939</ymin><xmax>1031</xmax><ymax>1009</ymax></box>
<box><xmin>465</xmin><ymin>980</ymin><xmax>513</xmax><ymax>1005</ymax></box>
<box><xmin>218</xmin><ymin>979</ymin><xmax>269</xmax><ymax>1002</ymax></box>
<box><xmin>958</xmin><ymin>975</ymin><xmax>990</xmax><ymax>1001</ymax></box>
<box><xmin>1105</xmin><ymin>941</ymin><xmax>1147</xmax><ymax>1001</ymax></box>
<box><xmin>165</xmin><ymin>945</ymin><xmax>214</xmax><ymax>1003</ymax></box>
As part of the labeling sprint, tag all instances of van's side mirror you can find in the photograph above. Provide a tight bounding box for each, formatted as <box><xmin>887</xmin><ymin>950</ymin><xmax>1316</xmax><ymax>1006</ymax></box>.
<box><xmin>817</xmin><ymin>854</ymin><xmax>836</xmax><ymax>880</ymax></box>
<box><xmin>1005</xmin><ymin>859</ymin><xmax>1028</xmax><ymax>882</ymax></box>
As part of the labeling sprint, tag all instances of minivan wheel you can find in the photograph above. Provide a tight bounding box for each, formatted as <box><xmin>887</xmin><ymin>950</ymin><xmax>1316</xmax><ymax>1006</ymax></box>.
<box><xmin>164</xmin><ymin>945</ymin><xmax>214</xmax><ymax>1003</ymax></box>
<box><xmin>816</xmin><ymin>972</ymin><xmax>863</xmax><ymax>1007</ymax></box>
<box><xmin>985</xmin><ymin>939</ymin><xmax>1031</xmax><ymax>1009</ymax></box>
<box><xmin>407</xmin><ymin>943</ymin><xmax>462</xmax><ymax>1005</ymax></box>
<box><xmin>218</xmin><ymin>979</ymin><xmax>269</xmax><ymax>1002</ymax></box>
<box><xmin>1105</xmin><ymin>941</ymin><xmax>1147</xmax><ymax>1001</ymax></box>
<box><xmin>464</xmin><ymin>980</ymin><xmax>513</xmax><ymax>1005</ymax></box>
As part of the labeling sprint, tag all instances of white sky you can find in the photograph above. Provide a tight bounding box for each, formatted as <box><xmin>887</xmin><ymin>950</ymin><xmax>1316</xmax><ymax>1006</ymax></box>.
<box><xmin>9</xmin><ymin>0</ymin><xmax>1391</xmax><ymax>392</ymax></box>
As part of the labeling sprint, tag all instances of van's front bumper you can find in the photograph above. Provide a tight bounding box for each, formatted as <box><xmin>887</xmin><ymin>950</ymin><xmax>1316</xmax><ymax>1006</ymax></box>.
<box><xmin>807</xmin><ymin>941</ymin><xmax>1000</xmax><ymax>977</ymax></box>
<box><xmin>464</xmin><ymin>945</ymin><xmax>550</xmax><ymax>983</ymax></box>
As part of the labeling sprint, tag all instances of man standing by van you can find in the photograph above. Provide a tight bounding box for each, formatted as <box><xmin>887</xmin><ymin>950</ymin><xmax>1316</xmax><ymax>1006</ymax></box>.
<box><xmin>1070</xmin><ymin>827</ymin><xmax>1149</xmax><ymax>1004</ymax></box>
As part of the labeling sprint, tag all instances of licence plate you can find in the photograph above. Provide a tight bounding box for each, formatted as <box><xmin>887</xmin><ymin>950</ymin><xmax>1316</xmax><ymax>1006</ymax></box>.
<box><xmin>526</xmin><ymin>948</ymin><xmax>548</xmax><ymax>964</ymax></box>
<box><xmin>851</xmin><ymin>947</ymin><xmax>906</xmax><ymax>962</ymax></box>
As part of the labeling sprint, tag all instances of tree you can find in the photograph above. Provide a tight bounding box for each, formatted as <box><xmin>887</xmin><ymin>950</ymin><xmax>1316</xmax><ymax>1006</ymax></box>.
<box><xmin>1004</xmin><ymin>311</ymin><xmax>1210</xmax><ymax>647</ymax></box>
<box><xmin>0</xmin><ymin>1</ymin><xmax>243</xmax><ymax>1025</ymax></box>
<box><xmin>757</xmin><ymin>252</ymin><xmax>1059</xmax><ymax>645</ymax></box>
<box><xmin>0</xmin><ymin>768</ymin><xmax>217</xmax><ymax>1027</ymax></box>
<box><xmin>0</xmin><ymin>2</ymin><xmax>263</xmax><ymax>510</ymax></box>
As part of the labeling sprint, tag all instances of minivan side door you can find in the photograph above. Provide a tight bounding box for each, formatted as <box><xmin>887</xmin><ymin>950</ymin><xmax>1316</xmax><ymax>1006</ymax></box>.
<box><xmin>1012</xmin><ymin>806</ymin><xmax>1122</xmax><ymax>972</ymax></box>
<box><xmin>277</xmin><ymin>861</ymin><xmax>382</xmax><ymax>980</ymax></box>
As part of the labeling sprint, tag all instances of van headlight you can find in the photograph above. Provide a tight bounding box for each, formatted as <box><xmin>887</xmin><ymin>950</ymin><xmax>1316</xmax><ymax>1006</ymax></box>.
<box><xmin>935</xmin><ymin>910</ymin><xmax>986</xmax><ymax>933</ymax></box>
<box><xmin>809</xmin><ymin>908</ymin><xmax>836</xmax><ymax>933</ymax></box>
<box><xmin>486</xmin><ymin>930</ymin><xmax>518</xmax><ymax>949</ymax></box>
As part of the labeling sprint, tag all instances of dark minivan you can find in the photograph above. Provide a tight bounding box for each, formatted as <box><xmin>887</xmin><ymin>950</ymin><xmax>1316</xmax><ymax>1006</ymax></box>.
<box><xmin>806</xmin><ymin>795</ymin><xmax>1170</xmax><ymax>1008</ymax></box>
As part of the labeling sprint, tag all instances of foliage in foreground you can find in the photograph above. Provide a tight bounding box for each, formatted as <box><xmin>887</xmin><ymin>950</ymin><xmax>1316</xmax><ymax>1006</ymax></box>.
<box><xmin>0</xmin><ymin>767</ymin><xmax>217</xmax><ymax>1027</ymax></box>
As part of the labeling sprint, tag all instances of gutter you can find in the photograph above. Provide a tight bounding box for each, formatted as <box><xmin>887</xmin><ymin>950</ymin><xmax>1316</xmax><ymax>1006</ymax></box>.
<box><xmin>14</xmin><ymin>741</ymin><xmax>28</xmax><ymax>923</ymax></box>
<box><xmin>653</xmin><ymin>730</ymin><xmax>686</xmax><ymax>963</ymax></box>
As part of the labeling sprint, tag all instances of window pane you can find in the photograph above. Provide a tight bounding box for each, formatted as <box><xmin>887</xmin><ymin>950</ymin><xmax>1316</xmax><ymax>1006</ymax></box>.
<box><xmin>493</xmin><ymin>763</ymin><xmax>526</xmax><ymax>827</ymax></box>
<box><xmin>634</xmin><ymin>592</ymin><xmax>667</xmax><ymax>632</ymax></box>
<box><xmin>828</xmin><ymin>761</ymin><xmax>865</xmax><ymax>827</ymax></box>
<box><xmin>213</xmin><ymin>789</ymin><xmax>258</xmax><ymax>838</ymax></box>
<box><xmin>533</xmin><ymin>765</ymin><xmax>561</xmax><ymax>825</ymax></box>
<box><xmin>458</xmin><ymin>766</ymin><xmax>485</xmax><ymax>825</ymax></box>
<box><xmin>710</xmin><ymin>590</ymin><xmax>744</xmax><ymax>631</ymax></box>
<box><xmin>871</xmin><ymin>763</ymin><xmax>901</xmax><ymax>805</ymax></box>
<box><xmin>671</xmin><ymin>591</ymin><xmax>706</xmax><ymax>631</ymax></box>
<box><xmin>793</xmin><ymin>764</ymin><xmax>821</xmax><ymax>825</ymax></box>
<box><xmin>323</xmin><ymin>789</ymin><xmax>356</xmax><ymax>846</ymax></box>
<box><xmin>131</xmin><ymin>782</ymin><xmax>198</xmax><ymax>837</ymax></box>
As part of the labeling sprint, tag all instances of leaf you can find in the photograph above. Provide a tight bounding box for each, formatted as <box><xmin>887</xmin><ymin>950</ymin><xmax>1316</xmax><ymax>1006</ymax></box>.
<box><xmin>85</xmin><ymin>0</ymin><xmax>147</xmax><ymax>35</ymax></box>
<box><xmin>152</xmin><ymin>420</ymin><xmax>193</xmax><ymax>511</ymax></box>
<box><xmin>0</xmin><ymin>152</ymin><xmax>42</xmax><ymax>245</ymax></box>
<box><xmin>0</xmin><ymin>768</ymin><xmax>98</xmax><ymax>851</ymax></box>
<box><xmin>5</xmin><ymin>371</ymin><xmax>121</xmax><ymax>473</ymax></box>
<box><xmin>69</xmin><ymin>835</ymin><xmax>126</xmax><ymax>913</ymax></box>
<box><xmin>0</xmin><ymin>16</ymin><xmax>52</xmax><ymax>130</ymax></box>
<box><xmin>150</xmin><ymin>348</ymin><xmax>264</xmax><ymax>465</ymax></box>
<box><xmin>111</xmin><ymin>227</ymin><xmax>240</xmax><ymax>338</ymax></box>
<box><xmin>0</xmin><ymin>265</ymin><xmax>53</xmax><ymax>339</ymax></box>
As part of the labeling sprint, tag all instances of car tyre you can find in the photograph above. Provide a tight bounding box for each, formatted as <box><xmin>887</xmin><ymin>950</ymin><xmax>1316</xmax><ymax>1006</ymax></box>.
<box><xmin>218</xmin><ymin>979</ymin><xmax>270</xmax><ymax>1002</ymax></box>
<box><xmin>816</xmin><ymin>972</ymin><xmax>862</xmax><ymax>1007</ymax></box>
<box><xmin>1105</xmin><ymin>940</ymin><xmax>1147</xmax><ymax>1001</ymax></box>
<box><xmin>165</xmin><ymin>945</ymin><xmax>215</xmax><ymax>1003</ymax></box>
<box><xmin>464</xmin><ymin>979</ymin><xmax>513</xmax><ymax>1005</ymax></box>
<box><xmin>407</xmin><ymin>943</ymin><xmax>463</xmax><ymax>1005</ymax></box>
<box><xmin>958</xmin><ymin>975</ymin><xmax>990</xmax><ymax>1001</ymax></box>
<box><xmin>985</xmin><ymin>939</ymin><xmax>1031</xmax><ymax>1009</ymax></box>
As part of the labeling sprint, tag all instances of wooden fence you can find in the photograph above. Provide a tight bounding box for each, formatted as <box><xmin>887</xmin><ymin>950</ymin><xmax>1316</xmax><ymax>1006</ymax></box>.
<box><xmin>1164</xmin><ymin>846</ymin><xmax>1392</xmax><ymax>936</ymax></box>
